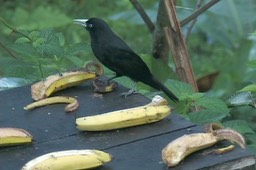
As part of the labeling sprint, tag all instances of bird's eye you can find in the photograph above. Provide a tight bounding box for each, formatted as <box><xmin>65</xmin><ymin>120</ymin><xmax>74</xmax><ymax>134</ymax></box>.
<box><xmin>88</xmin><ymin>24</ymin><xmax>93</xmax><ymax>27</ymax></box>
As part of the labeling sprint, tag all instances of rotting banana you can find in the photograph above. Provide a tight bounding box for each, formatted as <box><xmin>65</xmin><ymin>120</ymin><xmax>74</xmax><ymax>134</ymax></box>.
<box><xmin>31</xmin><ymin>63</ymin><xmax>103</xmax><ymax>101</ymax></box>
<box><xmin>0</xmin><ymin>128</ymin><xmax>32</xmax><ymax>147</ymax></box>
<box><xmin>162</xmin><ymin>127</ymin><xmax>246</xmax><ymax>167</ymax></box>
<box><xmin>93</xmin><ymin>77</ymin><xmax>117</xmax><ymax>93</ymax></box>
<box><xmin>76</xmin><ymin>95</ymin><xmax>171</xmax><ymax>131</ymax></box>
<box><xmin>21</xmin><ymin>149</ymin><xmax>112</xmax><ymax>170</ymax></box>
<box><xmin>24</xmin><ymin>96</ymin><xmax>79</xmax><ymax>112</ymax></box>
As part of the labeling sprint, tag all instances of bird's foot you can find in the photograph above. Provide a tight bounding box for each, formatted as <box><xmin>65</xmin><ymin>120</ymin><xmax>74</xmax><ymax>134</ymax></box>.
<box><xmin>120</xmin><ymin>89</ymin><xmax>138</xmax><ymax>98</ymax></box>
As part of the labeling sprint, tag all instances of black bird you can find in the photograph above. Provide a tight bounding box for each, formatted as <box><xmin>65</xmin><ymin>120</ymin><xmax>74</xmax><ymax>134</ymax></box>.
<box><xmin>74</xmin><ymin>18</ymin><xmax>179</xmax><ymax>102</ymax></box>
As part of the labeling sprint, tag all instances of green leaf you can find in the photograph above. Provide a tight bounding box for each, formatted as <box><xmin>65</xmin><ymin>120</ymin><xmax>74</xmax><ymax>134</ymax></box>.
<box><xmin>29</xmin><ymin>31</ymin><xmax>40</xmax><ymax>40</ymax></box>
<box><xmin>189</xmin><ymin>92</ymin><xmax>205</xmax><ymax>100</ymax></box>
<box><xmin>223</xmin><ymin>120</ymin><xmax>255</xmax><ymax>134</ymax></box>
<box><xmin>15</xmin><ymin>37</ymin><xmax>30</xmax><ymax>43</ymax></box>
<box><xmin>8</xmin><ymin>43</ymin><xmax>37</xmax><ymax>57</ymax></box>
<box><xmin>166</xmin><ymin>79</ymin><xmax>194</xmax><ymax>99</ymax></box>
<box><xmin>194</xmin><ymin>96</ymin><xmax>230</xmax><ymax>114</ymax></box>
<box><xmin>188</xmin><ymin>109</ymin><xmax>228</xmax><ymax>124</ymax></box>
<box><xmin>247</xmin><ymin>59</ymin><xmax>256</xmax><ymax>68</ymax></box>
<box><xmin>9</xmin><ymin>6</ymin><xmax>71</xmax><ymax>32</ymax></box>
<box><xmin>240</xmin><ymin>84</ymin><xmax>256</xmax><ymax>92</ymax></box>
<box><xmin>56</xmin><ymin>33</ymin><xmax>65</xmax><ymax>46</ymax></box>
<box><xmin>38</xmin><ymin>43</ymin><xmax>64</xmax><ymax>56</ymax></box>
<box><xmin>226</xmin><ymin>92</ymin><xmax>255</xmax><ymax>107</ymax></box>
<box><xmin>66</xmin><ymin>43</ymin><xmax>90</xmax><ymax>56</ymax></box>
<box><xmin>66</xmin><ymin>56</ymin><xmax>84</xmax><ymax>67</ymax></box>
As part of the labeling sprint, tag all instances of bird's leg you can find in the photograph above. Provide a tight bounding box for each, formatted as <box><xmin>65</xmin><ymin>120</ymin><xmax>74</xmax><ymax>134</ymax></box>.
<box><xmin>120</xmin><ymin>81</ymin><xmax>138</xmax><ymax>97</ymax></box>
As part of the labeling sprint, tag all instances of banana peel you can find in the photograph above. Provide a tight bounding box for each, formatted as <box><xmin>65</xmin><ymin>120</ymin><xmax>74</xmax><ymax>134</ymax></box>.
<box><xmin>93</xmin><ymin>77</ymin><xmax>117</xmax><ymax>93</ymax></box>
<box><xmin>162</xmin><ymin>124</ymin><xmax>246</xmax><ymax>167</ymax></box>
<box><xmin>31</xmin><ymin>63</ymin><xmax>103</xmax><ymax>101</ymax></box>
<box><xmin>21</xmin><ymin>149</ymin><xmax>112</xmax><ymax>170</ymax></box>
<box><xmin>0</xmin><ymin>128</ymin><xmax>32</xmax><ymax>147</ymax></box>
<box><xmin>76</xmin><ymin>95</ymin><xmax>171</xmax><ymax>131</ymax></box>
<box><xmin>24</xmin><ymin>96</ymin><xmax>79</xmax><ymax>112</ymax></box>
<box><xmin>25</xmin><ymin>63</ymin><xmax>105</xmax><ymax>112</ymax></box>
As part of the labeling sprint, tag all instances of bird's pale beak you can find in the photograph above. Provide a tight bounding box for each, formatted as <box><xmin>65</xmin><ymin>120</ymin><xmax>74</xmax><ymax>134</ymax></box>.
<box><xmin>73</xmin><ymin>19</ymin><xmax>88</xmax><ymax>27</ymax></box>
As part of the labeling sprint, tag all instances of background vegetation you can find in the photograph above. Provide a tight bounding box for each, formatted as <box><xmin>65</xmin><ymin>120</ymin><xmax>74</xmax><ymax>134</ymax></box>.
<box><xmin>1</xmin><ymin>0</ymin><xmax>256</xmax><ymax>153</ymax></box>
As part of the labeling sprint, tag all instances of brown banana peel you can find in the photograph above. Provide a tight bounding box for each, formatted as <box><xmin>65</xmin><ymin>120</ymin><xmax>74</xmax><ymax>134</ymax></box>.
<box><xmin>93</xmin><ymin>77</ymin><xmax>117</xmax><ymax>93</ymax></box>
<box><xmin>162</xmin><ymin>124</ymin><xmax>246</xmax><ymax>167</ymax></box>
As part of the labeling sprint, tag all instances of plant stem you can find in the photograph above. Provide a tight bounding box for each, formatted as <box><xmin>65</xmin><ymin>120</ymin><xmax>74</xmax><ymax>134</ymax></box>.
<box><xmin>180</xmin><ymin>0</ymin><xmax>221</xmax><ymax>27</ymax></box>
<box><xmin>184</xmin><ymin>0</ymin><xmax>203</xmax><ymax>42</ymax></box>
<box><xmin>0</xmin><ymin>17</ymin><xmax>31</xmax><ymax>40</ymax></box>
<box><xmin>0</xmin><ymin>41</ymin><xmax>18</xmax><ymax>59</ymax></box>
<box><xmin>129</xmin><ymin>0</ymin><xmax>155</xmax><ymax>33</ymax></box>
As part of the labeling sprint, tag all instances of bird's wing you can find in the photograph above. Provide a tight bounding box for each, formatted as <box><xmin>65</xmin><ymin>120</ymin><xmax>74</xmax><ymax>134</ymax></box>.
<box><xmin>105</xmin><ymin>46</ymin><xmax>152</xmax><ymax>81</ymax></box>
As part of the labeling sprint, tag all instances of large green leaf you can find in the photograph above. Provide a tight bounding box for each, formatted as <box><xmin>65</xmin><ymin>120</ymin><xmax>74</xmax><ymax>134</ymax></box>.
<box><xmin>223</xmin><ymin>120</ymin><xmax>255</xmax><ymax>134</ymax></box>
<box><xmin>165</xmin><ymin>79</ymin><xmax>194</xmax><ymax>100</ymax></box>
<box><xmin>188</xmin><ymin>109</ymin><xmax>228</xmax><ymax>124</ymax></box>
<box><xmin>194</xmin><ymin>96</ymin><xmax>230</xmax><ymax>114</ymax></box>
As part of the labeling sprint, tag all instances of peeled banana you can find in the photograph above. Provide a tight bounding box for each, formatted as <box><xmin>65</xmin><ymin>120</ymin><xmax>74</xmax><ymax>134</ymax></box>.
<box><xmin>0</xmin><ymin>128</ymin><xmax>32</xmax><ymax>147</ymax></box>
<box><xmin>76</xmin><ymin>95</ymin><xmax>171</xmax><ymax>131</ymax></box>
<box><xmin>162</xmin><ymin>127</ymin><xmax>246</xmax><ymax>167</ymax></box>
<box><xmin>21</xmin><ymin>149</ymin><xmax>112</xmax><ymax>170</ymax></box>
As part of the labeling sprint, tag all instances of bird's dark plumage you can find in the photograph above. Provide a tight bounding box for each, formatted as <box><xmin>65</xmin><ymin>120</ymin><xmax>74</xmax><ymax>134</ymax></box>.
<box><xmin>74</xmin><ymin>18</ymin><xmax>179</xmax><ymax>102</ymax></box>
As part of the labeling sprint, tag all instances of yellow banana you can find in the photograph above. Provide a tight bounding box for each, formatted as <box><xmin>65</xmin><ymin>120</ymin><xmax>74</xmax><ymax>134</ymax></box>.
<box><xmin>24</xmin><ymin>96</ymin><xmax>79</xmax><ymax>112</ymax></box>
<box><xmin>76</xmin><ymin>95</ymin><xmax>171</xmax><ymax>131</ymax></box>
<box><xmin>21</xmin><ymin>149</ymin><xmax>112</xmax><ymax>170</ymax></box>
<box><xmin>31</xmin><ymin>71</ymin><xmax>97</xmax><ymax>101</ymax></box>
<box><xmin>0</xmin><ymin>128</ymin><xmax>32</xmax><ymax>147</ymax></box>
<box><xmin>162</xmin><ymin>128</ymin><xmax>246</xmax><ymax>167</ymax></box>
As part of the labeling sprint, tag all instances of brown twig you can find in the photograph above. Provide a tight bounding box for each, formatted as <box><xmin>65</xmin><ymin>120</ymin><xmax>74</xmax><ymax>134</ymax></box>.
<box><xmin>0</xmin><ymin>42</ymin><xmax>18</xmax><ymax>59</ymax></box>
<box><xmin>129</xmin><ymin>0</ymin><xmax>155</xmax><ymax>33</ymax></box>
<box><xmin>184</xmin><ymin>0</ymin><xmax>203</xmax><ymax>42</ymax></box>
<box><xmin>180</xmin><ymin>0</ymin><xmax>221</xmax><ymax>27</ymax></box>
<box><xmin>0</xmin><ymin>17</ymin><xmax>31</xmax><ymax>40</ymax></box>
<box><xmin>164</xmin><ymin>0</ymin><xmax>198</xmax><ymax>91</ymax></box>
<box><xmin>152</xmin><ymin>0</ymin><xmax>170</xmax><ymax>61</ymax></box>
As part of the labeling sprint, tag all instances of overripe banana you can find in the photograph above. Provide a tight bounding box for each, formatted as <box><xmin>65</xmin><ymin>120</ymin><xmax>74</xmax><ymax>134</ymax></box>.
<box><xmin>0</xmin><ymin>128</ymin><xmax>32</xmax><ymax>147</ymax></box>
<box><xmin>21</xmin><ymin>149</ymin><xmax>112</xmax><ymax>170</ymax></box>
<box><xmin>31</xmin><ymin>63</ymin><xmax>103</xmax><ymax>100</ymax></box>
<box><xmin>24</xmin><ymin>96</ymin><xmax>79</xmax><ymax>112</ymax></box>
<box><xmin>93</xmin><ymin>77</ymin><xmax>117</xmax><ymax>93</ymax></box>
<box><xmin>162</xmin><ymin>127</ymin><xmax>246</xmax><ymax>167</ymax></box>
<box><xmin>76</xmin><ymin>95</ymin><xmax>171</xmax><ymax>131</ymax></box>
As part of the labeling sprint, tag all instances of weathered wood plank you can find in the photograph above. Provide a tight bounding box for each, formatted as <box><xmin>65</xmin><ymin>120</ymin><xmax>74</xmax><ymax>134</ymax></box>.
<box><xmin>0</xmin><ymin>82</ymin><xmax>254</xmax><ymax>170</ymax></box>
<box><xmin>102</xmin><ymin>126</ymin><xmax>255</xmax><ymax>170</ymax></box>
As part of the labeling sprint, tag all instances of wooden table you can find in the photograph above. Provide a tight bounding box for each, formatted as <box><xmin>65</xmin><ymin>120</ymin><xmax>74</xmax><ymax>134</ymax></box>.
<box><xmin>0</xmin><ymin>81</ymin><xmax>255</xmax><ymax>170</ymax></box>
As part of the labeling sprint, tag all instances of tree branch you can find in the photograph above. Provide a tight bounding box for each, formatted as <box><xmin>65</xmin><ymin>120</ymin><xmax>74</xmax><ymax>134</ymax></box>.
<box><xmin>129</xmin><ymin>0</ymin><xmax>155</xmax><ymax>33</ymax></box>
<box><xmin>164</xmin><ymin>0</ymin><xmax>198</xmax><ymax>91</ymax></box>
<box><xmin>0</xmin><ymin>17</ymin><xmax>31</xmax><ymax>40</ymax></box>
<box><xmin>0</xmin><ymin>42</ymin><xmax>18</xmax><ymax>59</ymax></box>
<box><xmin>152</xmin><ymin>0</ymin><xmax>170</xmax><ymax>61</ymax></box>
<box><xmin>180</xmin><ymin>0</ymin><xmax>220</xmax><ymax>27</ymax></box>
<box><xmin>184</xmin><ymin>0</ymin><xmax>203</xmax><ymax>41</ymax></box>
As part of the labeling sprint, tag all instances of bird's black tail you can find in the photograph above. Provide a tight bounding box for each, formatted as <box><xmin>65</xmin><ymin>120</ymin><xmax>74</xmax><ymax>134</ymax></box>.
<box><xmin>143</xmin><ymin>76</ymin><xmax>179</xmax><ymax>102</ymax></box>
